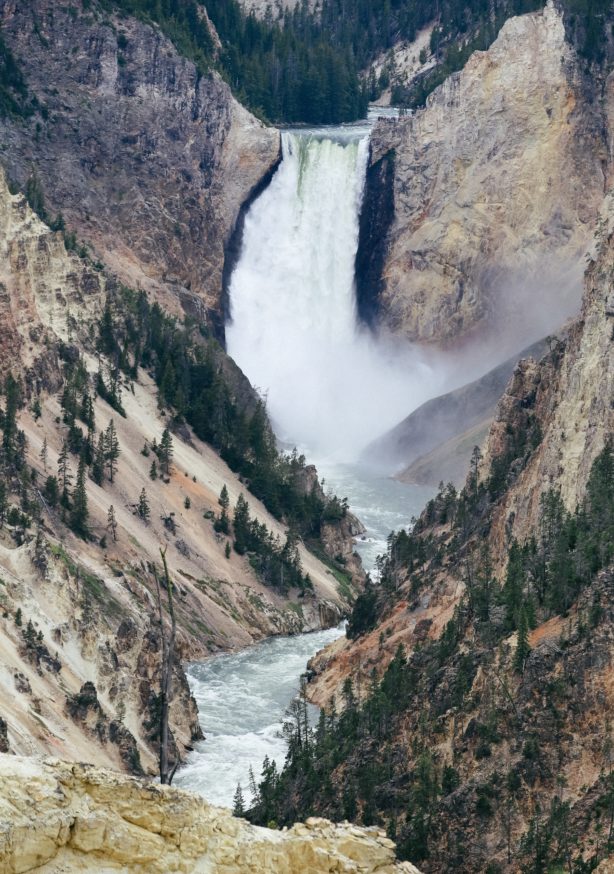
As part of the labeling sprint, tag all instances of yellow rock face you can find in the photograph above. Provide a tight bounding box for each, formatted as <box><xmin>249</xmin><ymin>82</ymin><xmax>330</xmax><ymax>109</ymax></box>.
<box><xmin>0</xmin><ymin>755</ymin><xmax>421</xmax><ymax>874</ymax></box>
<box><xmin>369</xmin><ymin>2</ymin><xmax>607</xmax><ymax>349</ymax></box>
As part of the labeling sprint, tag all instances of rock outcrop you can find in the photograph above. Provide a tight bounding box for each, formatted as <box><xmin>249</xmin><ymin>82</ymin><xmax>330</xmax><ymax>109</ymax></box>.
<box><xmin>361</xmin><ymin>2</ymin><xmax>607</xmax><ymax>348</ymax></box>
<box><xmin>0</xmin><ymin>755</ymin><xmax>420</xmax><ymax>874</ymax></box>
<box><xmin>0</xmin><ymin>0</ymin><xmax>280</xmax><ymax>333</ymax></box>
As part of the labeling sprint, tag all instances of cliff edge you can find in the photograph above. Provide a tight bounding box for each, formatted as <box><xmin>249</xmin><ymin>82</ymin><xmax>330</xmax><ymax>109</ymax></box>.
<box><xmin>0</xmin><ymin>755</ymin><xmax>420</xmax><ymax>874</ymax></box>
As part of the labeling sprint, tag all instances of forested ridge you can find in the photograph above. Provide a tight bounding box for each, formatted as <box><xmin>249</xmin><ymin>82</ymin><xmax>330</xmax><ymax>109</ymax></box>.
<box><xmin>243</xmin><ymin>429</ymin><xmax>614</xmax><ymax>873</ymax></box>
<box><xmin>1</xmin><ymin>0</ymin><xmax>609</xmax><ymax>125</ymax></box>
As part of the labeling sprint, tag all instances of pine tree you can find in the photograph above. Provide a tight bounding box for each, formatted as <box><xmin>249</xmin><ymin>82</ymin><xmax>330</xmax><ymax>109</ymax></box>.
<box><xmin>99</xmin><ymin>297</ymin><xmax>116</xmax><ymax>356</ymax></box>
<box><xmin>0</xmin><ymin>481</ymin><xmax>7</xmax><ymax>527</ymax></box>
<box><xmin>215</xmin><ymin>484</ymin><xmax>230</xmax><ymax>534</ymax></box>
<box><xmin>80</xmin><ymin>388</ymin><xmax>95</xmax><ymax>429</ymax></box>
<box><xmin>137</xmin><ymin>488</ymin><xmax>150</xmax><ymax>522</ymax></box>
<box><xmin>514</xmin><ymin>605</ymin><xmax>531</xmax><ymax>673</ymax></box>
<box><xmin>109</xmin><ymin>367</ymin><xmax>123</xmax><ymax>412</ymax></box>
<box><xmin>233</xmin><ymin>783</ymin><xmax>246</xmax><ymax>817</ymax></box>
<box><xmin>39</xmin><ymin>436</ymin><xmax>48</xmax><ymax>471</ymax></box>
<box><xmin>2</xmin><ymin>373</ymin><xmax>21</xmax><ymax>462</ymax></box>
<box><xmin>69</xmin><ymin>455</ymin><xmax>89</xmax><ymax>538</ymax></box>
<box><xmin>107</xmin><ymin>504</ymin><xmax>118</xmax><ymax>542</ymax></box>
<box><xmin>149</xmin><ymin>459</ymin><xmax>158</xmax><ymax>480</ymax></box>
<box><xmin>159</xmin><ymin>428</ymin><xmax>173</xmax><ymax>476</ymax></box>
<box><xmin>92</xmin><ymin>432</ymin><xmax>106</xmax><ymax>485</ymax></box>
<box><xmin>43</xmin><ymin>475</ymin><xmax>59</xmax><ymax>507</ymax></box>
<box><xmin>225</xmin><ymin>541</ymin><xmax>231</xmax><ymax>559</ymax></box>
<box><xmin>57</xmin><ymin>440</ymin><xmax>72</xmax><ymax>508</ymax></box>
<box><xmin>233</xmin><ymin>493</ymin><xmax>250</xmax><ymax>555</ymax></box>
<box><xmin>104</xmin><ymin>419</ymin><xmax>120</xmax><ymax>483</ymax></box>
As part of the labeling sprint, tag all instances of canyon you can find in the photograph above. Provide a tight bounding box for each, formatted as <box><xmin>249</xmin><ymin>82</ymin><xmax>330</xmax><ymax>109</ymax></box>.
<box><xmin>0</xmin><ymin>0</ymin><xmax>613</xmax><ymax>872</ymax></box>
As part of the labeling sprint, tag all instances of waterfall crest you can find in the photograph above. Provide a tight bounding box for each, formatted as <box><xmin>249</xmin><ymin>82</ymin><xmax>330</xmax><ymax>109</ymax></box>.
<box><xmin>226</xmin><ymin>129</ymin><xmax>437</xmax><ymax>461</ymax></box>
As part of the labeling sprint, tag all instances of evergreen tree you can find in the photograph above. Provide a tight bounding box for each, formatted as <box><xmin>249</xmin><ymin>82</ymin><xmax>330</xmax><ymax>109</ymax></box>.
<box><xmin>232</xmin><ymin>783</ymin><xmax>246</xmax><ymax>817</ymax></box>
<box><xmin>69</xmin><ymin>455</ymin><xmax>89</xmax><ymax>537</ymax></box>
<box><xmin>137</xmin><ymin>488</ymin><xmax>150</xmax><ymax>522</ymax></box>
<box><xmin>92</xmin><ymin>432</ymin><xmax>106</xmax><ymax>486</ymax></box>
<box><xmin>225</xmin><ymin>540</ymin><xmax>231</xmax><ymax>560</ymax></box>
<box><xmin>39</xmin><ymin>436</ymin><xmax>48</xmax><ymax>471</ymax></box>
<box><xmin>80</xmin><ymin>388</ymin><xmax>95</xmax><ymax>429</ymax></box>
<box><xmin>233</xmin><ymin>493</ymin><xmax>250</xmax><ymax>555</ymax></box>
<box><xmin>0</xmin><ymin>481</ymin><xmax>7</xmax><ymax>527</ymax></box>
<box><xmin>514</xmin><ymin>605</ymin><xmax>531</xmax><ymax>673</ymax></box>
<box><xmin>159</xmin><ymin>427</ymin><xmax>173</xmax><ymax>476</ymax></box>
<box><xmin>2</xmin><ymin>373</ymin><xmax>21</xmax><ymax>463</ymax></box>
<box><xmin>43</xmin><ymin>475</ymin><xmax>59</xmax><ymax>507</ymax></box>
<box><xmin>149</xmin><ymin>459</ymin><xmax>158</xmax><ymax>480</ymax></box>
<box><xmin>219</xmin><ymin>484</ymin><xmax>229</xmax><ymax>510</ymax></box>
<box><xmin>57</xmin><ymin>440</ymin><xmax>72</xmax><ymax>507</ymax></box>
<box><xmin>104</xmin><ymin>419</ymin><xmax>120</xmax><ymax>483</ymax></box>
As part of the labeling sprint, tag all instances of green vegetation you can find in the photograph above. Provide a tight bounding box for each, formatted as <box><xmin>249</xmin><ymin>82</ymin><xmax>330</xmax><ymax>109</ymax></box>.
<box><xmin>98</xmin><ymin>288</ymin><xmax>344</xmax><ymax>547</ymax></box>
<box><xmin>232</xmin><ymin>492</ymin><xmax>312</xmax><ymax>595</ymax></box>
<box><xmin>104</xmin><ymin>0</ymin><xmax>614</xmax><ymax>124</ymax></box>
<box><xmin>3</xmin><ymin>0</ymin><xmax>613</xmax><ymax>129</ymax></box>
<box><xmin>249</xmin><ymin>438</ymin><xmax>614</xmax><ymax>870</ymax></box>
<box><xmin>0</xmin><ymin>32</ymin><xmax>33</xmax><ymax>118</ymax></box>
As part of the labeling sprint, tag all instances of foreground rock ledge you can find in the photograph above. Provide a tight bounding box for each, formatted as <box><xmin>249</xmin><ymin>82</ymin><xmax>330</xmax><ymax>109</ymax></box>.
<box><xmin>0</xmin><ymin>756</ymin><xmax>420</xmax><ymax>873</ymax></box>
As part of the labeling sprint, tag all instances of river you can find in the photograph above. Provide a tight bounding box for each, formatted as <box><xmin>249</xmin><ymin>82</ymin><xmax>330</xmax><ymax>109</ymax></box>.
<box><xmin>177</xmin><ymin>120</ymin><xmax>438</xmax><ymax>807</ymax></box>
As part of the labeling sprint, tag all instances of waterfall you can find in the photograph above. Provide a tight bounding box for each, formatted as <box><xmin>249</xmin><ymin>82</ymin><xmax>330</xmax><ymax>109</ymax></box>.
<box><xmin>226</xmin><ymin>129</ymin><xmax>438</xmax><ymax>462</ymax></box>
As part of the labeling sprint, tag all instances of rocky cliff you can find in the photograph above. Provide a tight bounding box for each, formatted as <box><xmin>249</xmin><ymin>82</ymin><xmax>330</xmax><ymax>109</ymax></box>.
<box><xmin>479</xmin><ymin>194</ymin><xmax>614</xmax><ymax>560</ymax></box>
<box><xmin>0</xmin><ymin>755</ymin><xmax>420</xmax><ymax>874</ymax></box>
<box><xmin>0</xmin><ymin>162</ymin><xmax>357</xmax><ymax>774</ymax></box>
<box><xmin>0</xmin><ymin>0</ymin><xmax>280</xmax><ymax>334</ymax></box>
<box><xmin>360</xmin><ymin>2</ymin><xmax>608</xmax><ymax>349</ymax></box>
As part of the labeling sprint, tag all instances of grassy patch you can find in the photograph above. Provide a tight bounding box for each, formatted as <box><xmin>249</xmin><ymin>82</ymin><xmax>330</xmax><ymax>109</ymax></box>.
<box><xmin>50</xmin><ymin>543</ymin><xmax>123</xmax><ymax>620</ymax></box>
<box><xmin>305</xmin><ymin>540</ymin><xmax>355</xmax><ymax>603</ymax></box>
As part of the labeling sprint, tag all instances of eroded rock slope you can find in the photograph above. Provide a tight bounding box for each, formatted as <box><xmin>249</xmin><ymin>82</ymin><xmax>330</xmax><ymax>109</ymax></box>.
<box><xmin>0</xmin><ymin>0</ymin><xmax>280</xmax><ymax>331</ymax></box>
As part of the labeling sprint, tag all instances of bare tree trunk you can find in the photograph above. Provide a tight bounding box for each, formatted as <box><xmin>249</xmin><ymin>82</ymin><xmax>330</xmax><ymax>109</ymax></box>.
<box><xmin>154</xmin><ymin>547</ymin><xmax>177</xmax><ymax>785</ymax></box>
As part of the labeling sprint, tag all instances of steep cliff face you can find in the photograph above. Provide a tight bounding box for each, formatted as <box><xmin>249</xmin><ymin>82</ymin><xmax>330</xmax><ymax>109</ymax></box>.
<box><xmin>363</xmin><ymin>2</ymin><xmax>607</xmax><ymax>349</ymax></box>
<box><xmin>481</xmin><ymin>197</ymin><xmax>614</xmax><ymax>559</ymax></box>
<box><xmin>0</xmin><ymin>0</ymin><xmax>280</xmax><ymax>332</ymax></box>
<box><xmin>0</xmin><ymin>756</ymin><xmax>420</xmax><ymax>874</ymax></box>
<box><xmin>0</xmin><ymin>167</ymin><xmax>356</xmax><ymax>774</ymax></box>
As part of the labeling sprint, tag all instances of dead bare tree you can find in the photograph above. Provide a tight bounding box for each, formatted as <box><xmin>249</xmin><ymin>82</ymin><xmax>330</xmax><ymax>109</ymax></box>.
<box><xmin>153</xmin><ymin>546</ymin><xmax>177</xmax><ymax>785</ymax></box>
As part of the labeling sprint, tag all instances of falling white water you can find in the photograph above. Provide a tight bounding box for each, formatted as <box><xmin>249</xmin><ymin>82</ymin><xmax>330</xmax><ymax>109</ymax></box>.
<box><xmin>226</xmin><ymin>129</ymin><xmax>442</xmax><ymax>462</ymax></box>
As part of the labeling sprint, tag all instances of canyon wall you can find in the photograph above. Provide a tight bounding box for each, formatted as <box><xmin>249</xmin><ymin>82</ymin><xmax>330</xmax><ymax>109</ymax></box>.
<box><xmin>0</xmin><ymin>165</ymin><xmax>355</xmax><ymax>774</ymax></box>
<box><xmin>362</xmin><ymin>2</ymin><xmax>609</xmax><ymax>350</ymax></box>
<box><xmin>0</xmin><ymin>0</ymin><xmax>280</xmax><ymax>333</ymax></box>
